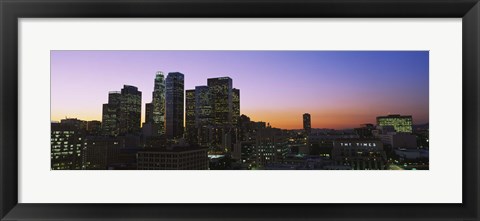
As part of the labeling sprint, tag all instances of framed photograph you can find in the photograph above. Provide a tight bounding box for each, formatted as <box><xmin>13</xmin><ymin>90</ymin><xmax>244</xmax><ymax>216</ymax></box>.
<box><xmin>1</xmin><ymin>0</ymin><xmax>479</xmax><ymax>220</ymax></box>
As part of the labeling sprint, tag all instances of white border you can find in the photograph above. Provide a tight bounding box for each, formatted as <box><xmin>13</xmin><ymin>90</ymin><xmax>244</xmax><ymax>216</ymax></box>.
<box><xmin>19</xmin><ymin>18</ymin><xmax>462</xmax><ymax>203</ymax></box>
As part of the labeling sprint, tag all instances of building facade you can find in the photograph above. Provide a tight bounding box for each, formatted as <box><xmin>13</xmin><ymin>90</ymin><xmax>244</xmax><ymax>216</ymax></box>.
<box><xmin>151</xmin><ymin>71</ymin><xmax>166</xmax><ymax>136</ymax></box>
<box><xmin>51</xmin><ymin>122</ymin><xmax>84</xmax><ymax>170</ymax></box>
<box><xmin>166</xmin><ymin>72</ymin><xmax>185</xmax><ymax>139</ymax></box>
<box><xmin>208</xmin><ymin>77</ymin><xmax>233</xmax><ymax>127</ymax></box>
<box><xmin>185</xmin><ymin>89</ymin><xmax>197</xmax><ymax>144</ymax></box>
<box><xmin>137</xmin><ymin>146</ymin><xmax>209</xmax><ymax>170</ymax></box>
<box><xmin>102</xmin><ymin>91</ymin><xmax>122</xmax><ymax>136</ymax></box>
<box><xmin>145</xmin><ymin>102</ymin><xmax>153</xmax><ymax>124</ymax></box>
<box><xmin>332</xmin><ymin>139</ymin><xmax>387</xmax><ymax>170</ymax></box>
<box><xmin>82</xmin><ymin>136</ymin><xmax>122</xmax><ymax>170</ymax></box>
<box><xmin>376</xmin><ymin>114</ymin><xmax>413</xmax><ymax>133</ymax></box>
<box><xmin>119</xmin><ymin>85</ymin><xmax>142</xmax><ymax>134</ymax></box>
<box><xmin>303</xmin><ymin>113</ymin><xmax>311</xmax><ymax>135</ymax></box>
<box><xmin>86</xmin><ymin>120</ymin><xmax>102</xmax><ymax>136</ymax></box>
<box><xmin>232</xmin><ymin>88</ymin><xmax>240</xmax><ymax>126</ymax></box>
<box><xmin>193</xmin><ymin>86</ymin><xmax>212</xmax><ymax>146</ymax></box>
<box><xmin>102</xmin><ymin>85</ymin><xmax>142</xmax><ymax>136</ymax></box>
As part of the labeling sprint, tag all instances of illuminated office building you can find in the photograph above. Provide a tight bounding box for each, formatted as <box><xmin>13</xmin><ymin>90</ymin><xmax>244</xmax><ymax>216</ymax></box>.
<box><xmin>102</xmin><ymin>85</ymin><xmax>142</xmax><ymax>136</ymax></box>
<box><xmin>195</xmin><ymin>86</ymin><xmax>213</xmax><ymax>146</ymax></box>
<box><xmin>255</xmin><ymin>127</ymin><xmax>288</xmax><ymax>167</ymax></box>
<box><xmin>232</xmin><ymin>88</ymin><xmax>240</xmax><ymax>126</ymax></box>
<box><xmin>51</xmin><ymin>122</ymin><xmax>83</xmax><ymax>170</ymax></box>
<box><xmin>102</xmin><ymin>91</ymin><xmax>122</xmax><ymax>136</ymax></box>
<box><xmin>207</xmin><ymin>77</ymin><xmax>233</xmax><ymax>126</ymax></box>
<box><xmin>166</xmin><ymin>72</ymin><xmax>185</xmax><ymax>139</ymax></box>
<box><xmin>185</xmin><ymin>89</ymin><xmax>197</xmax><ymax>144</ymax></box>
<box><xmin>151</xmin><ymin>72</ymin><xmax>166</xmax><ymax>136</ymax></box>
<box><xmin>376</xmin><ymin>114</ymin><xmax>413</xmax><ymax>133</ymax></box>
<box><xmin>119</xmin><ymin>85</ymin><xmax>142</xmax><ymax>135</ymax></box>
<box><xmin>303</xmin><ymin>113</ymin><xmax>311</xmax><ymax>135</ymax></box>
<box><xmin>195</xmin><ymin>86</ymin><xmax>212</xmax><ymax>126</ymax></box>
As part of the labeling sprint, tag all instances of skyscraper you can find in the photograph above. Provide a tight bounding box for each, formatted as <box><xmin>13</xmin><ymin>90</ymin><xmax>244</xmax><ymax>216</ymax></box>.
<box><xmin>166</xmin><ymin>72</ymin><xmax>185</xmax><ymax>139</ymax></box>
<box><xmin>145</xmin><ymin>102</ymin><xmax>153</xmax><ymax>124</ymax></box>
<box><xmin>151</xmin><ymin>71</ymin><xmax>166</xmax><ymax>136</ymax></box>
<box><xmin>232</xmin><ymin>88</ymin><xmax>240</xmax><ymax>126</ymax></box>
<box><xmin>195</xmin><ymin>86</ymin><xmax>212</xmax><ymax>127</ymax></box>
<box><xmin>119</xmin><ymin>85</ymin><xmax>142</xmax><ymax>135</ymax></box>
<box><xmin>102</xmin><ymin>85</ymin><xmax>142</xmax><ymax>136</ymax></box>
<box><xmin>376</xmin><ymin>114</ymin><xmax>413</xmax><ymax>133</ymax></box>
<box><xmin>303</xmin><ymin>113</ymin><xmax>311</xmax><ymax>135</ymax></box>
<box><xmin>185</xmin><ymin>89</ymin><xmax>197</xmax><ymax>144</ymax></box>
<box><xmin>207</xmin><ymin>77</ymin><xmax>233</xmax><ymax>126</ymax></box>
<box><xmin>195</xmin><ymin>86</ymin><xmax>212</xmax><ymax>146</ymax></box>
<box><xmin>102</xmin><ymin>91</ymin><xmax>122</xmax><ymax>136</ymax></box>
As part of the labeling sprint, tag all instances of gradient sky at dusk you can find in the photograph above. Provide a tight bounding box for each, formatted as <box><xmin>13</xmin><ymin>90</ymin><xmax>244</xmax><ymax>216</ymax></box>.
<box><xmin>51</xmin><ymin>51</ymin><xmax>429</xmax><ymax>129</ymax></box>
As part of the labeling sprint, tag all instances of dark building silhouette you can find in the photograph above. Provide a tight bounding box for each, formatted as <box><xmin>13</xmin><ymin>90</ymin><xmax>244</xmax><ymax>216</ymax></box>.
<box><xmin>83</xmin><ymin>136</ymin><xmax>140</xmax><ymax>170</ymax></box>
<box><xmin>137</xmin><ymin>146</ymin><xmax>209</xmax><ymax>170</ymax></box>
<box><xmin>82</xmin><ymin>136</ymin><xmax>122</xmax><ymax>170</ymax></box>
<box><xmin>166</xmin><ymin>72</ymin><xmax>185</xmax><ymax>139</ymax></box>
<box><xmin>61</xmin><ymin>118</ymin><xmax>87</xmax><ymax>130</ymax></box>
<box><xmin>332</xmin><ymin>139</ymin><xmax>387</xmax><ymax>170</ymax></box>
<box><xmin>86</xmin><ymin>120</ymin><xmax>102</xmax><ymax>136</ymax></box>
<box><xmin>303</xmin><ymin>113</ymin><xmax>311</xmax><ymax>135</ymax></box>
<box><xmin>354</xmin><ymin>123</ymin><xmax>375</xmax><ymax>138</ymax></box>
<box><xmin>232</xmin><ymin>141</ymin><xmax>256</xmax><ymax>169</ymax></box>
<box><xmin>145</xmin><ymin>102</ymin><xmax>153</xmax><ymax>124</ymax></box>
<box><xmin>102</xmin><ymin>85</ymin><xmax>142</xmax><ymax>136</ymax></box>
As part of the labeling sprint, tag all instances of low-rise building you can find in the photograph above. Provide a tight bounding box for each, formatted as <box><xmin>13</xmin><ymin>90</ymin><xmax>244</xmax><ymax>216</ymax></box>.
<box><xmin>377</xmin><ymin>133</ymin><xmax>418</xmax><ymax>149</ymax></box>
<box><xmin>51</xmin><ymin>122</ymin><xmax>84</xmax><ymax>170</ymax></box>
<box><xmin>332</xmin><ymin>139</ymin><xmax>387</xmax><ymax>170</ymax></box>
<box><xmin>137</xmin><ymin>146</ymin><xmax>209</xmax><ymax>170</ymax></box>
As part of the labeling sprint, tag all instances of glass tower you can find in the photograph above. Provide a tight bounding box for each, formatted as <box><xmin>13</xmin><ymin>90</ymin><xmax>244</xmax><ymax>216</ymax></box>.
<box><xmin>119</xmin><ymin>85</ymin><xmax>142</xmax><ymax>135</ymax></box>
<box><xmin>101</xmin><ymin>85</ymin><xmax>142</xmax><ymax>136</ymax></box>
<box><xmin>102</xmin><ymin>92</ymin><xmax>122</xmax><ymax>136</ymax></box>
<box><xmin>166</xmin><ymin>72</ymin><xmax>185</xmax><ymax>139</ymax></box>
<box><xmin>207</xmin><ymin>77</ymin><xmax>233</xmax><ymax>127</ymax></box>
<box><xmin>195</xmin><ymin>86</ymin><xmax>212</xmax><ymax>146</ymax></box>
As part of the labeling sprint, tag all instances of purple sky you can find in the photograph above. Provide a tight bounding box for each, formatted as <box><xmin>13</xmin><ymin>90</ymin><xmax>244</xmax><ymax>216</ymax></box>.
<box><xmin>51</xmin><ymin>51</ymin><xmax>429</xmax><ymax>129</ymax></box>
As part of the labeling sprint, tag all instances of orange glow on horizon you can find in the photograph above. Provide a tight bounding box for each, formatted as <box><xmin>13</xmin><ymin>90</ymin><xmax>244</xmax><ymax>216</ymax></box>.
<box><xmin>52</xmin><ymin>108</ymin><xmax>428</xmax><ymax>130</ymax></box>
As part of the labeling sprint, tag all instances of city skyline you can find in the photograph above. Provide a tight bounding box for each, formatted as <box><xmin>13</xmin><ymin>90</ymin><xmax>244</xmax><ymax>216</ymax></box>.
<box><xmin>51</xmin><ymin>50</ymin><xmax>429</xmax><ymax>129</ymax></box>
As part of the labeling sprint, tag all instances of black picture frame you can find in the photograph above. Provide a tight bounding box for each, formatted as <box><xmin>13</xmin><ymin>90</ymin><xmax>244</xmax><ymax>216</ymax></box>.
<box><xmin>1</xmin><ymin>0</ymin><xmax>479</xmax><ymax>220</ymax></box>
